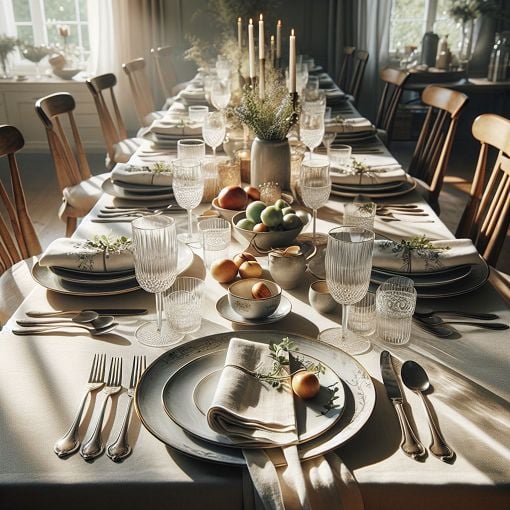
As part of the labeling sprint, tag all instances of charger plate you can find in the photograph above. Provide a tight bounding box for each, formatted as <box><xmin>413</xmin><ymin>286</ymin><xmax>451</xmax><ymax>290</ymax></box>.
<box><xmin>162</xmin><ymin>349</ymin><xmax>345</xmax><ymax>448</ymax></box>
<box><xmin>331</xmin><ymin>176</ymin><xmax>416</xmax><ymax>198</ymax></box>
<box><xmin>135</xmin><ymin>331</ymin><xmax>375</xmax><ymax>466</ymax></box>
<box><xmin>102</xmin><ymin>179</ymin><xmax>174</xmax><ymax>201</ymax></box>
<box><xmin>371</xmin><ymin>265</ymin><xmax>472</xmax><ymax>288</ymax></box>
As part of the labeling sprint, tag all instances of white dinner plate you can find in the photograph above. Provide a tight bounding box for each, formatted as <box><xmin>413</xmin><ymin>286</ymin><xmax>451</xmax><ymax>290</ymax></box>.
<box><xmin>135</xmin><ymin>331</ymin><xmax>376</xmax><ymax>466</ymax></box>
<box><xmin>161</xmin><ymin>349</ymin><xmax>345</xmax><ymax>448</ymax></box>
<box><xmin>32</xmin><ymin>244</ymin><xmax>194</xmax><ymax>296</ymax></box>
<box><xmin>102</xmin><ymin>179</ymin><xmax>174</xmax><ymax>201</ymax></box>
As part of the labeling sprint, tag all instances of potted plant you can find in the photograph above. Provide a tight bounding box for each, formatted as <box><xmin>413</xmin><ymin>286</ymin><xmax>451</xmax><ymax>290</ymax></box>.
<box><xmin>0</xmin><ymin>35</ymin><xmax>18</xmax><ymax>79</ymax></box>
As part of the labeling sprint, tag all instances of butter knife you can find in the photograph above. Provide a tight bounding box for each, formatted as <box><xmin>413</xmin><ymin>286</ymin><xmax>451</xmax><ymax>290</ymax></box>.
<box><xmin>26</xmin><ymin>309</ymin><xmax>148</xmax><ymax>317</ymax></box>
<box><xmin>380</xmin><ymin>350</ymin><xmax>426</xmax><ymax>459</ymax></box>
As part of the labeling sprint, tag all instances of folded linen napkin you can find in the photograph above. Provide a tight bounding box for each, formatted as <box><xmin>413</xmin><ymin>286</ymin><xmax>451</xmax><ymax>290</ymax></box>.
<box><xmin>208</xmin><ymin>338</ymin><xmax>364</xmax><ymax>510</ymax></box>
<box><xmin>330</xmin><ymin>155</ymin><xmax>406</xmax><ymax>185</ymax></box>
<box><xmin>111</xmin><ymin>162</ymin><xmax>173</xmax><ymax>187</ymax></box>
<box><xmin>326</xmin><ymin>117</ymin><xmax>373</xmax><ymax>134</ymax></box>
<box><xmin>38</xmin><ymin>236</ymin><xmax>133</xmax><ymax>272</ymax></box>
<box><xmin>150</xmin><ymin>118</ymin><xmax>202</xmax><ymax>137</ymax></box>
<box><xmin>373</xmin><ymin>238</ymin><xmax>480</xmax><ymax>273</ymax></box>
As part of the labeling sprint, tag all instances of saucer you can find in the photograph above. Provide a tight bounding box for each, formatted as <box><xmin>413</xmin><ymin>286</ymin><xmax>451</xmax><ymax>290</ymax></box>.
<box><xmin>216</xmin><ymin>294</ymin><xmax>292</xmax><ymax>325</ymax></box>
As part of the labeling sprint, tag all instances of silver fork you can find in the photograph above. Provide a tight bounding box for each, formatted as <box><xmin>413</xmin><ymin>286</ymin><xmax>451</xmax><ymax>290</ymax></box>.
<box><xmin>54</xmin><ymin>354</ymin><xmax>106</xmax><ymax>458</ymax></box>
<box><xmin>80</xmin><ymin>357</ymin><xmax>123</xmax><ymax>461</ymax></box>
<box><xmin>106</xmin><ymin>355</ymin><xmax>146</xmax><ymax>462</ymax></box>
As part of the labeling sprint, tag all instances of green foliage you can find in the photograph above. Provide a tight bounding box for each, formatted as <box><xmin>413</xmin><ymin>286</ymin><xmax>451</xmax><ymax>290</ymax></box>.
<box><xmin>448</xmin><ymin>0</ymin><xmax>497</xmax><ymax>21</ymax></box>
<box><xmin>85</xmin><ymin>235</ymin><xmax>132</xmax><ymax>254</ymax></box>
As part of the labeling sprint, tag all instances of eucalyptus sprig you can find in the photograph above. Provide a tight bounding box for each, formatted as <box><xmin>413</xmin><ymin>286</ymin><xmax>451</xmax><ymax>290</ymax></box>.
<box><xmin>85</xmin><ymin>234</ymin><xmax>132</xmax><ymax>254</ymax></box>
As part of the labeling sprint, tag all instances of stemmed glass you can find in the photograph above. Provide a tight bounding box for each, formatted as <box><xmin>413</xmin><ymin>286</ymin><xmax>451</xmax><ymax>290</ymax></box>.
<box><xmin>131</xmin><ymin>215</ymin><xmax>180</xmax><ymax>347</ymax></box>
<box><xmin>300</xmin><ymin>157</ymin><xmax>331</xmax><ymax>246</ymax></box>
<box><xmin>211</xmin><ymin>79</ymin><xmax>231</xmax><ymax>111</ymax></box>
<box><xmin>319</xmin><ymin>226</ymin><xmax>375</xmax><ymax>355</ymax></box>
<box><xmin>203</xmin><ymin>111</ymin><xmax>226</xmax><ymax>159</ymax></box>
<box><xmin>172</xmin><ymin>159</ymin><xmax>204</xmax><ymax>244</ymax></box>
<box><xmin>300</xmin><ymin>110</ymin><xmax>325</xmax><ymax>158</ymax></box>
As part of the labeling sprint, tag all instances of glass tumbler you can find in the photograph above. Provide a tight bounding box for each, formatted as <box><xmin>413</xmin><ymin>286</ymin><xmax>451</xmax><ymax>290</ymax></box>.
<box><xmin>343</xmin><ymin>201</ymin><xmax>376</xmax><ymax>230</ymax></box>
<box><xmin>177</xmin><ymin>139</ymin><xmax>206</xmax><ymax>160</ymax></box>
<box><xmin>198</xmin><ymin>218</ymin><xmax>231</xmax><ymax>268</ymax></box>
<box><xmin>164</xmin><ymin>277</ymin><xmax>205</xmax><ymax>336</ymax></box>
<box><xmin>188</xmin><ymin>105</ymin><xmax>209</xmax><ymax>124</ymax></box>
<box><xmin>348</xmin><ymin>292</ymin><xmax>376</xmax><ymax>336</ymax></box>
<box><xmin>376</xmin><ymin>277</ymin><xmax>417</xmax><ymax>345</ymax></box>
<box><xmin>329</xmin><ymin>145</ymin><xmax>352</xmax><ymax>172</ymax></box>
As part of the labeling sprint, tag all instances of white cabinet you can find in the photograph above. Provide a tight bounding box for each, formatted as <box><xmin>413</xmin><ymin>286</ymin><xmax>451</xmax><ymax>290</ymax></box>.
<box><xmin>0</xmin><ymin>77</ymin><xmax>105</xmax><ymax>152</ymax></box>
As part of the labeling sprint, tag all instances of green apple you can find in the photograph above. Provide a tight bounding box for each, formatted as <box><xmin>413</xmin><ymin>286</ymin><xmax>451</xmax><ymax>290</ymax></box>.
<box><xmin>246</xmin><ymin>200</ymin><xmax>266</xmax><ymax>224</ymax></box>
<box><xmin>236</xmin><ymin>218</ymin><xmax>255</xmax><ymax>231</ymax></box>
<box><xmin>296</xmin><ymin>210</ymin><xmax>310</xmax><ymax>225</ymax></box>
<box><xmin>260</xmin><ymin>206</ymin><xmax>283</xmax><ymax>227</ymax></box>
<box><xmin>282</xmin><ymin>213</ymin><xmax>303</xmax><ymax>230</ymax></box>
<box><xmin>281</xmin><ymin>206</ymin><xmax>295</xmax><ymax>216</ymax></box>
<box><xmin>274</xmin><ymin>199</ymin><xmax>289</xmax><ymax>210</ymax></box>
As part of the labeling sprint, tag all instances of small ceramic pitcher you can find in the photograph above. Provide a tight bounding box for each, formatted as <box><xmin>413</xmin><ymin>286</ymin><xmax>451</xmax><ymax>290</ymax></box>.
<box><xmin>268</xmin><ymin>246</ymin><xmax>307</xmax><ymax>289</ymax></box>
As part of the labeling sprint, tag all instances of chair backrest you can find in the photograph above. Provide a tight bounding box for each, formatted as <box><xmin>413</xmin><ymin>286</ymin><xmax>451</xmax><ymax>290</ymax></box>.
<box><xmin>456</xmin><ymin>113</ymin><xmax>510</xmax><ymax>266</ymax></box>
<box><xmin>0</xmin><ymin>125</ymin><xmax>42</xmax><ymax>273</ymax></box>
<box><xmin>375</xmin><ymin>68</ymin><xmax>410</xmax><ymax>145</ymax></box>
<box><xmin>349</xmin><ymin>50</ymin><xmax>369</xmax><ymax>105</ymax></box>
<box><xmin>35</xmin><ymin>92</ymin><xmax>92</xmax><ymax>192</ymax></box>
<box><xmin>122</xmin><ymin>57</ymin><xmax>156</xmax><ymax>127</ymax></box>
<box><xmin>86</xmin><ymin>73</ymin><xmax>128</xmax><ymax>164</ymax></box>
<box><xmin>151</xmin><ymin>46</ymin><xmax>179</xmax><ymax>99</ymax></box>
<box><xmin>408</xmin><ymin>86</ymin><xmax>468</xmax><ymax>203</ymax></box>
<box><xmin>337</xmin><ymin>46</ymin><xmax>356</xmax><ymax>92</ymax></box>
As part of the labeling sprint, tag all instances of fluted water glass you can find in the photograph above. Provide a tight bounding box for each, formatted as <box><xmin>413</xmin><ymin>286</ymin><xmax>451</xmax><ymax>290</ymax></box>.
<box><xmin>300</xmin><ymin>110</ymin><xmax>325</xmax><ymax>158</ymax></box>
<box><xmin>131</xmin><ymin>215</ymin><xmax>179</xmax><ymax>347</ymax></box>
<box><xmin>319</xmin><ymin>226</ymin><xmax>375</xmax><ymax>354</ymax></box>
<box><xmin>203</xmin><ymin>111</ymin><xmax>226</xmax><ymax>159</ymax></box>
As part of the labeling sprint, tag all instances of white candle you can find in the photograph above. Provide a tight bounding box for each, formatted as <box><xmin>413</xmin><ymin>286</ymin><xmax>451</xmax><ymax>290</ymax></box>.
<box><xmin>289</xmin><ymin>29</ymin><xmax>296</xmax><ymax>93</ymax></box>
<box><xmin>248</xmin><ymin>18</ymin><xmax>255</xmax><ymax>78</ymax></box>
<box><xmin>237</xmin><ymin>17</ymin><xmax>242</xmax><ymax>50</ymax></box>
<box><xmin>276</xmin><ymin>20</ymin><xmax>282</xmax><ymax>59</ymax></box>
<box><xmin>270</xmin><ymin>35</ymin><xmax>275</xmax><ymax>67</ymax></box>
<box><xmin>258</xmin><ymin>14</ymin><xmax>265</xmax><ymax>60</ymax></box>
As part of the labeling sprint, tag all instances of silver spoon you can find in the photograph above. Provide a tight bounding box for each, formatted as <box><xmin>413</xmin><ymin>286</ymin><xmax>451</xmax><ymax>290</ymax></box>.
<box><xmin>17</xmin><ymin>316</ymin><xmax>114</xmax><ymax>329</ymax></box>
<box><xmin>13</xmin><ymin>319</ymin><xmax>117</xmax><ymax>336</ymax></box>
<box><xmin>19</xmin><ymin>310</ymin><xmax>99</xmax><ymax>325</ymax></box>
<box><xmin>417</xmin><ymin>316</ymin><xmax>508</xmax><ymax>331</ymax></box>
<box><xmin>401</xmin><ymin>361</ymin><xmax>455</xmax><ymax>462</ymax></box>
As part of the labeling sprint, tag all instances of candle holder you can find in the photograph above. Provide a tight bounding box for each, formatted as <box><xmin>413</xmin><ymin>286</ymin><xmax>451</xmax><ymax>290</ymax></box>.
<box><xmin>259</xmin><ymin>181</ymin><xmax>282</xmax><ymax>205</ymax></box>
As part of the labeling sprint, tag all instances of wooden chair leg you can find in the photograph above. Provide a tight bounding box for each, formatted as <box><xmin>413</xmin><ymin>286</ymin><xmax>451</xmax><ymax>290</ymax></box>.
<box><xmin>65</xmin><ymin>217</ymin><xmax>77</xmax><ymax>237</ymax></box>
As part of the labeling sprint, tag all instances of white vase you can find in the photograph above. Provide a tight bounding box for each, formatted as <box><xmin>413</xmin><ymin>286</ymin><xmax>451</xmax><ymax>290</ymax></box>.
<box><xmin>250</xmin><ymin>137</ymin><xmax>291</xmax><ymax>190</ymax></box>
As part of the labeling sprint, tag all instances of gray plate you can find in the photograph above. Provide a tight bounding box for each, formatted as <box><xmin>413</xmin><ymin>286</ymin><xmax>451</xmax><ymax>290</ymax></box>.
<box><xmin>162</xmin><ymin>349</ymin><xmax>345</xmax><ymax>448</ymax></box>
<box><xmin>331</xmin><ymin>181</ymin><xmax>404</xmax><ymax>192</ymax></box>
<box><xmin>50</xmin><ymin>266</ymin><xmax>137</xmax><ymax>285</ymax></box>
<box><xmin>330</xmin><ymin>176</ymin><xmax>416</xmax><ymax>198</ymax></box>
<box><xmin>134</xmin><ymin>331</ymin><xmax>376</xmax><ymax>466</ymax></box>
<box><xmin>32</xmin><ymin>244</ymin><xmax>194</xmax><ymax>296</ymax></box>
<box><xmin>371</xmin><ymin>265</ymin><xmax>472</xmax><ymax>288</ymax></box>
<box><xmin>112</xmin><ymin>180</ymin><xmax>172</xmax><ymax>193</ymax></box>
<box><xmin>216</xmin><ymin>294</ymin><xmax>292</xmax><ymax>325</ymax></box>
<box><xmin>103</xmin><ymin>179</ymin><xmax>174</xmax><ymax>201</ymax></box>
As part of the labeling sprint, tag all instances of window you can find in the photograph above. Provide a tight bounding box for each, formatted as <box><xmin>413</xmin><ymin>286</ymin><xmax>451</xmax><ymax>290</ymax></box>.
<box><xmin>0</xmin><ymin>0</ymin><xmax>89</xmax><ymax>68</ymax></box>
<box><xmin>390</xmin><ymin>0</ymin><xmax>462</xmax><ymax>55</ymax></box>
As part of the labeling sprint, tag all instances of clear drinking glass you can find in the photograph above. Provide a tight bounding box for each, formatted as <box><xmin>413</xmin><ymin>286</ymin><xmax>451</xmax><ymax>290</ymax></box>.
<box><xmin>319</xmin><ymin>226</ymin><xmax>375</xmax><ymax>355</ymax></box>
<box><xmin>203</xmin><ymin>111</ymin><xmax>226</xmax><ymax>159</ymax></box>
<box><xmin>172</xmin><ymin>159</ymin><xmax>204</xmax><ymax>244</ymax></box>
<box><xmin>376</xmin><ymin>277</ymin><xmax>417</xmax><ymax>345</ymax></box>
<box><xmin>322</xmin><ymin>106</ymin><xmax>336</xmax><ymax>158</ymax></box>
<box><xmin>211</xmin><ymin>79</ymin><xmax>231</xmax><ymax>111</ymax></box>
<box><xmin>329</xmin><ymin>145</ymin><xmax>352</xmax><ymax>172</ymax></box>
<box><xmin>348</xmin><ymin>292</ymin><xmax>376</xmax><ymax>336</ymax></box>
<box><xmin>131</xmin><ymin>215</ymin><xmax>180</xmax><ymax>347</ymax></box>
<box><xmin>198</xmin><ymin>218</ymin><xmax>231</xmax><ymax>268</ymax></box>
<box><xmin>300</xmin><ymin>157</ymin><xmax>331</xmax><ymax>245</ymax></box>
<box><xmin>216</xmin><ymin>56</ymin><xmax>231</xmax><ymax>81</ymax></box>
<box><xmin>217</xmin><ymin>158</ymin><xmax>241</xmax><ymax>187</ymax></box>
<box><xmin>300</xmin><ymin>110</ymin><xmax>325</xmax><ymax>158</ymax></box>
<box><xmin>188</xmin><ymin>105</ymin><xmax>209</xmax><ymax>124</ymax></box>
<box><xmin>199</xmin><ymin>155</ymin><xmax>220</xmax><ymax>202</ymax></box>
<box><xmin>306</xmin><ymin>76</ymin><xmax>320</xmax><ymax>91</ymax></box>
<box><xmin>177</xmin><ymin>139</ymin><xmax>206</xmax><ymax>160</ymax></box>
<box><xmin>343</xmin><ymin>201</ymin><xmax>376</xmax><ymax>230</ymax></box>
<box><xmin>164</xmin><ymin>277</ymin><xmax>205</xmax><ymax>336</ymax></box>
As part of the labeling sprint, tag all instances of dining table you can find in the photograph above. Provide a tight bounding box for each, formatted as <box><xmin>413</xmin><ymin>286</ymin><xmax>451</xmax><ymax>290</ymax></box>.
<box><xmin>0</xmin><ymin>69</ymin><xmax>509</xmax><ymax>510</ymax></box>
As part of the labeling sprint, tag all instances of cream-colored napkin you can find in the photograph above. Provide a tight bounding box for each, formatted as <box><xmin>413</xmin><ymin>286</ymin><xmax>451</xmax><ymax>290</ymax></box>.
<box><xmin>373</xmin><ymin>238</ymin><xmax>480</xmax><ymax>273</ymax></box>
<box><xmin>38</xmin><ymin>237</ymin><xmax>133</xmax><ymax>272</ymax></box>
<box><xmin>326</xmin><ymin>118</ymin><xmax>373</xmax><ymax>134</ymax></box>
<box><xmin>208</xmin><ymin>338</ymin><xmax>364</xmax><ymax>510</ymax></box>
<box><xmin>330</xmin><ymin>156</ymin><xmax>406</xmax><ymax>185</ymax></box>
<box><xmin>111</xmin><ymin>162</ymin><xmax>173</xmax><ymax>187</ymax></box>
<box><xmin>150</xmin><ymin>118</ymin><xmax>202</xmax><ymax>137</ymax></box>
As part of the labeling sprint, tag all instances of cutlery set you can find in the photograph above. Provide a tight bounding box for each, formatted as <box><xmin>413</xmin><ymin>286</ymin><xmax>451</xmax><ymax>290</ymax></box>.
<box><xmin>54</xmin><ymin>354</ymin><xmax>146</xmax><ymax>462</ymax></box>
<box><xmin>92</xmin><ymin>205</ymin><xmax>185</xmax><ymax>223</ymax></box>
<box><xmin>375</xmin><ymin>204</ymin><xmax>434</xmax><ymax>223</ymax></box>
<box><xmin>380</xmin><ymin>351</ymin><xmax>454</xmax><ymax>462</ymax></box>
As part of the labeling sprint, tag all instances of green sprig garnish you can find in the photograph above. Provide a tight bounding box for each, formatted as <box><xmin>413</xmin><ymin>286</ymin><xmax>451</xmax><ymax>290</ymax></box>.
<box><xmin>85</xmin><ymin>234</ymin><xmax>132</xmax><ymax>254</ymax></box>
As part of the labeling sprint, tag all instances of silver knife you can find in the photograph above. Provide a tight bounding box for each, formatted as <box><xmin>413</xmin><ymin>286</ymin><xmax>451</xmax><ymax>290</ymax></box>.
<box><xmin>380</xmin><ymin>350</ymin><xmax>426</xmax><ymax>459</ymax></box>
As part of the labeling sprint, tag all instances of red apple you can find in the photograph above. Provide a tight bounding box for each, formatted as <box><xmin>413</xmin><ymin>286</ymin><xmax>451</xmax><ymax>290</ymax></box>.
<box><xmin>244</xmin><ymin>185</ymin><xmax>261</xmax><ymax>201</ymax></box>
<box><xmin>218</xmin><ymin>186</ymin><xmax>248</xmax><ymax>210</ymax></box>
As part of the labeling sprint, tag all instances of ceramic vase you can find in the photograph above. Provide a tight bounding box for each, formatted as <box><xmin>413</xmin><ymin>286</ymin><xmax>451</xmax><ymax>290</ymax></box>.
<box><xmin>250</xmin><ymin>137</ymin><xmax>290</xmax><ymax>190</ymax></box>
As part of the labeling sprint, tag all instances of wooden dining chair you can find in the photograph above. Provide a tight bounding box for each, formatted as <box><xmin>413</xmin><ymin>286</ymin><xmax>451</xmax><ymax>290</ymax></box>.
<box><xmin>408</xmin><ymin>85</ymin><xmax>469</xmax><ymax>212</ymax></box>
<box><xmin>337</xmin><ymin>47</ymin><xmax>356</xmax><ymax>93</ymax></box>
<box><xmin>122</xmin><ymin>57</ymin><xmax>166</xmax><ymax>128</ymax></box>
<box><xmin>151</xmin><ymin>46</ymin><xmax>190</xmax><ymax>102</ymax></box>
<box><xmin>375</xmin><ymin>67</ymin><xmax>410</xmax><ymax>146</ymax></box>
<box><xmin>456</xmin><ymin>114</ymin><xmax>510</xmax><ymax>267</ymax></box>
<box><xmin>86</xmin><ymin>73</ymin><xmax>146</xmax><ymax>169</ymax></box>
<box><xmin>0</xmin><ymin>125</ymin><xmax>41</xmax><ymax>323</ymax></box>
<box><xmin>35</xmin><ymin>92</ymin><xmax>109</xmax><ymax>236</ymax></box>
<box><xmin>349</xmin><ymin>50</ymin><xmax>369</xmax><ymax>105</ymax></box>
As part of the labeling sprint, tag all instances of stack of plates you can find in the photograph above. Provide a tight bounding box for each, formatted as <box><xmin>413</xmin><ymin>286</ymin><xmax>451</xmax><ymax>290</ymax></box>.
<box><xmin>325</xmin><ymin>87</ymin><xmax>348</xmax><ymax>106</ymax></box>
<box><xmin>134</xmin><ymin>331</ymin><xmax>376</xmax><ymax>466</ymax></box>
<box><xmin>331</xmin><ymin>129</ymin><xmax>378</xmax><ymax>145</ymax></box>
<box><xmin>369</xmin><ymin>256</ymin><xmax>490</xmax><ymax>298</ymax></box>
<box><xmin>102</xmin><ymin>178</ymin><xmax>175</xmax><ymax>202</ymax></box>
<box><xmin>331</xmin><ymin>175</ymin><xmax>417</xmax><ymax>198</ymax></box>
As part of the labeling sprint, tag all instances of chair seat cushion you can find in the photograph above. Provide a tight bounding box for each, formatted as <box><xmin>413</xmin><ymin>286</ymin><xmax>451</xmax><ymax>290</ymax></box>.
<box><xmin>0</xmin><ymin>256</ymin><xmax>37</xmax><ymax>326</ymax></box>
<box><xmin>62</xmin><ymin>173</ymin><xmax>110</xmax><ymax>217</ymax></box>
<box><xmin>113</xmin><ymin>137</ymin><xmax>146</xmax><ymax>163</ymax></box>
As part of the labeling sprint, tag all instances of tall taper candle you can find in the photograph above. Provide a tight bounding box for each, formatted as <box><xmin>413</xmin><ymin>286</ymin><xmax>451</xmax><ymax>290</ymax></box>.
<box><xmin>289</xmin><ymin>29</ymin><xmax>296</xmax><ymax>93</ymax></box>
<box><xmin>237</xmin><ymin>17</ymin><xmax>242</xmax><ymax>50</ymax></box>
<box><xmin>258</xmin><ymin>14</ymin><xmax>265</xmax><ymax>60</ymax></box>
<box><xmin>276</xmin><ymin>20</ymin><xmax>282</xmax><ymax>59</ymax></box>
<box><xmin>248</xmin><ymin>18</ymin><xmax>255</xmax><ymax>78</ymax></box>
<box><xmin>270</xmin><ymin>35</ymin><xmax>275</xmax><ymax>67</ymax></box>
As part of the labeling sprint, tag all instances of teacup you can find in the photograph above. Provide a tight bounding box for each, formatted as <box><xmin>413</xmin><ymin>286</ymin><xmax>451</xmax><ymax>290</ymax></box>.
<box><xmin>228</xmin><ymin>279</ymin><xmax>282</xmax><ymax>319</ymax></box>
<box><xmin>309</xmin><ymin>280</ymin><xmax>337</xmax><ymax>314</ymax></box>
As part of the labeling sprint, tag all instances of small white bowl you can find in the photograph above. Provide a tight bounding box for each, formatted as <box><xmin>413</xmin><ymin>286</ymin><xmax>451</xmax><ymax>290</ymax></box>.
<box><xmin>228</xmin><ymin>278</ymin><xmax>282</xmax><ymax>319</ymax></box>
<box><xmin>309</xmin><ymin>280</ymin><xmax>337</xmax><ymax>314</ymax></box>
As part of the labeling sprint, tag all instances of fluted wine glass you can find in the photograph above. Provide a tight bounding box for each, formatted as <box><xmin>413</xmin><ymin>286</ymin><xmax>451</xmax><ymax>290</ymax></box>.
<box><xmin>300</xmin><ymin>157</ymin><xmax>331</xmax><ymax>246</ymax></box>
<box><xmin>300</xmin><ymin>110</ymin><xmax>325</xmax><ymax>158</ymax></box>
<box><xmin>203</xmin><ymin>111</ymin><xmax>226</xmax><ymax>160</ymax></box>
<box><xmin>172</xmin><ymin>158</ymin><xmax>204</xmax><ymax>244</ymax></box>
<box><xmin>211</xmin><ymin>79</ymin><xmax>231</xmax><ymax>110</ymax></box>
<box><xmin>319</xmin><ymin>226</ymin><xmax>375</xmax><ymax>355</ymax></box>
<box><xmin>131</xmin><ymin>215</ymin><xmax>180</xmax><ymax>347</ymax></box>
